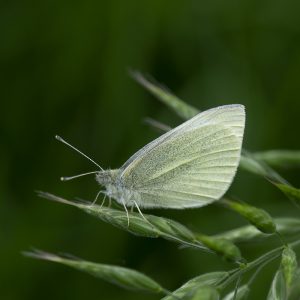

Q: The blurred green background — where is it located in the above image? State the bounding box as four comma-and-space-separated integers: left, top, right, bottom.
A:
1, 0, 300, 299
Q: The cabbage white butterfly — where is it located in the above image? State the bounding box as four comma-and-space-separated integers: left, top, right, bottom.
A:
56, 104, 245, 220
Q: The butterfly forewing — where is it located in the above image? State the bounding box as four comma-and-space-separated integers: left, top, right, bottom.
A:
120, 104, 244, 173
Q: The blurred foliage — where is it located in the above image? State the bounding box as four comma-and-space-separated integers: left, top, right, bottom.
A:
1, 0, 300, 299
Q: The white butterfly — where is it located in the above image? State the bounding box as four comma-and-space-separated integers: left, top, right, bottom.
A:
57, 104, 245, 220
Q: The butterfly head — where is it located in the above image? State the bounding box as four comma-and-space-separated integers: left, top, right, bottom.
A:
96, 169, 119, 187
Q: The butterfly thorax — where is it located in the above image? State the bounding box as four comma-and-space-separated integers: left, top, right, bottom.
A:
96, 169, 138, 207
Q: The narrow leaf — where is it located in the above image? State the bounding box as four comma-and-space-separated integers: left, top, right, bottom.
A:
239, 153, 288, 184
214, 218, 300, 243
275, 183, 300, 204
239, 155, 270, 178
24, 250, 166, 294
144, 117, 172, 133
221, 199, 277, 234
267, 270, 287, 300
241, 153, 300, 205
162, 272, 229, 300
131, 71, 199, 120
253, 150, 300, 169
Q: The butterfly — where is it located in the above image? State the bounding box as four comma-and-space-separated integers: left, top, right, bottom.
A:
57, 104, 245, 221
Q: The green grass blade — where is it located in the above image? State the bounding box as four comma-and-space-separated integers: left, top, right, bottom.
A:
242, 153, 300, 206
24, 250, 167, 294
131, 71, 199, 120
253, 150, 300, 169
239, 154, 288, 184
274, 184, 300, 204
214, 218, 300, 243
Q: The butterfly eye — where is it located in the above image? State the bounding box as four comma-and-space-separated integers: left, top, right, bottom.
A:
96, 170, 113, 185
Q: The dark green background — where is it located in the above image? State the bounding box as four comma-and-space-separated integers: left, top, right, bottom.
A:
1, 1, 300, 299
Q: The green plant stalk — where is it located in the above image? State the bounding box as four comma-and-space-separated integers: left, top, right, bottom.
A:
36, 193, 300, 297
24, 250, 171, 295
37, 192, 211, 250
38, 192, 247, 262
218, 238, 300, 290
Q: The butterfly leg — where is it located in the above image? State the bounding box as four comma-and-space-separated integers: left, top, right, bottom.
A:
99, 193, 107, 208
121, 198, 130, 227
91, 190, 104, 206
133, 201, 149, 224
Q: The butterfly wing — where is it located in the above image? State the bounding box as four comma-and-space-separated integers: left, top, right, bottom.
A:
121, 104, 244, 170
120, 105, 245, 209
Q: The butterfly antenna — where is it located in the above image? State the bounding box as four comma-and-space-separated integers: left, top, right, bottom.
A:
60, 171, 99, 181
55, 135, 103, 170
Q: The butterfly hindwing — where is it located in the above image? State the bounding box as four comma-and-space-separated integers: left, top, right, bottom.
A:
122, 125, 241, 208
